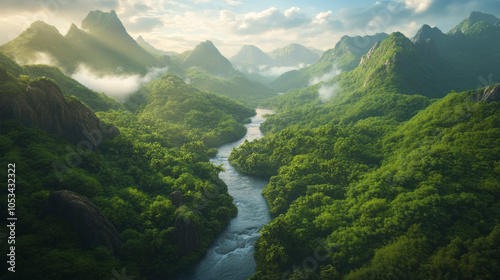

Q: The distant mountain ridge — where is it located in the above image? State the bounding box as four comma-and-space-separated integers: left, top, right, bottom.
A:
0, 10, 160, 75
270, 33, 388, 92
136, 36, 177, 56
267, 43, 321, 66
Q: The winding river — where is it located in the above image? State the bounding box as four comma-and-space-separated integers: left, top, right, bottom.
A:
176, 109, 273, 280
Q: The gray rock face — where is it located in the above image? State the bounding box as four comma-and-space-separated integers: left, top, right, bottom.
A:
170, 216, 203, 257
0, 78, 119, 148
474, 84, 500, 103
46, 190, 121, 255
170, 190, 184, 208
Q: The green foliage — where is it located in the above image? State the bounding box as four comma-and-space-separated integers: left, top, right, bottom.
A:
0, 68, 254, 278
232, 81, 500, 279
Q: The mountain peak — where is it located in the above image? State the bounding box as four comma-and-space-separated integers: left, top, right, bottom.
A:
449, 11, 500, 35
412, 24, 444, 42
81, 10, 127, 35
27, 21, 61, 35
468, 11, 500, 26
230, 45, 273, 66
182, 40, 238, 77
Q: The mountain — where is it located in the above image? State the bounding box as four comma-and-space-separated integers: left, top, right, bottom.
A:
136, 35, 177, 56
180, 40, 239, 77
449, 11, 500, 35
268, 43, 321, 66
410, 11, 500, 92
0, 50, 122, 112
1, 10, 161, 75
0, 21, 84, 73
230, 45, 274, 67
271, 33, 388, 92
0, 74, 119, 148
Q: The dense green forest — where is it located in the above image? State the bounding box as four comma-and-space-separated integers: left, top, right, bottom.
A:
231, 79, 500, 279
0, 61, 255, 279
229, 13, 500, 279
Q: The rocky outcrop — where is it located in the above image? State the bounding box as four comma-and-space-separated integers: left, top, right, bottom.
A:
170, 215, 203, 257
0, 78, 119, 148
46, 190, 121, 255
170, 190, 184, 208
473, 85, 500, 103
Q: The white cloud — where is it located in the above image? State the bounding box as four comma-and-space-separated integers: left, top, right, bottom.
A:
71, 64, 168, 99
318, 83, 340, 103
309, 65, 341, 86
403, 0, 433, 13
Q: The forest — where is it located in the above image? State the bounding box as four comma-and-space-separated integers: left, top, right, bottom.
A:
0, 61, 255, 279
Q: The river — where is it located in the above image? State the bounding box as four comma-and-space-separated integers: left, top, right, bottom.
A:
176, 109, 273, 280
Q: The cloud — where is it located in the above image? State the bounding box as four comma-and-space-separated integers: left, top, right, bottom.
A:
309, 65, 341, 86
221, 6, 309, 35
318, 83, 340, 103
403, 0, 434, 13
125, 16, 164, 33
71, 64, 169, 100
259, 64, 306, 77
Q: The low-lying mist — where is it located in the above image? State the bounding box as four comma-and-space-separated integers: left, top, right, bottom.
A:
71, 65, 169, 100
237, 63, 306, 78
318, 83, 340, 103
309, 65, 341, 86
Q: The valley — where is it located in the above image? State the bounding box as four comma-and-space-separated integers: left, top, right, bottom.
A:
0, 4, 499, 280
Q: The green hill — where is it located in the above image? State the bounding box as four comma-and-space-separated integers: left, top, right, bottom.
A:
183, 68, 277, 107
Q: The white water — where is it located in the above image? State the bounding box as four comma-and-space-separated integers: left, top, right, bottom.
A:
176, 109, 273, 280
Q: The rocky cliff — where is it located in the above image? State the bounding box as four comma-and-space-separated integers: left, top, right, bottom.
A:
0, 77, 119, 147
46, 190, 121, 255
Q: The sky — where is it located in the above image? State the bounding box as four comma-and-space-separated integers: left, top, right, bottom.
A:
0, 0, 499, 57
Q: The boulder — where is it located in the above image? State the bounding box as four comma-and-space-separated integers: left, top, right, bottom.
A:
46, 190, 121, 255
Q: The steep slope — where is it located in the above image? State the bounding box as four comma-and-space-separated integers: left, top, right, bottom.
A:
268, 43, 320, 66
411, 11, 500, 92
271, 33, 388, 92
181, 40, 239, 77
343, 32, 447, 98
449, 11, 500, 36
136, 35, 177, 56
0, 75, 119, 147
